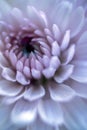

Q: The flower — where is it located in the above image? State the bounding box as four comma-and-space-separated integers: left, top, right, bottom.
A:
0, 0, 87, 129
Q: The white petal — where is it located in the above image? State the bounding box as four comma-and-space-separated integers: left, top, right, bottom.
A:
62, 98, 87, 130
49, 83, 75, 102
42, 55, 50, 67
1, 67, 16, 82
0, 40, 4, 51
69, 7, 84, 37
34, 29, 44, 37
52, 41, 60, 56
77, 31, 87, 44
67, 79, 87, 98
7, 0, 30, 11
31, 69, 41, 79
35, 60, 43, 71
62, 44, 75, 65
43, 67, 56, 79
23, 66, 31, 78
46, 35, 54, 45
16, 60, 23, 71
11, 99, 37, 125
71, 63, 87, 83
38, 99, 63, 125
27, 6, 46, 28
11, 8, 23, 24
24, 85, 45, 101
0, 52, 9, 68
49, 56, 60, 69
51, 1, 72, 31
0, 80, 23, 96
27, 118, 57, 130
1, 92, 24, 105
54, 65, 74, 83
16, 71, 30, 85
75, 32, 87, 61
61, 30, 70, 51
0, 105, 12, 127
0, 0, 11, 15
52, 24, 61, 41
9, 51, 17, 67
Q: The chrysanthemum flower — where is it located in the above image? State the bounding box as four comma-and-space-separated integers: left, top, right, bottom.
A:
0, 0, 87, 129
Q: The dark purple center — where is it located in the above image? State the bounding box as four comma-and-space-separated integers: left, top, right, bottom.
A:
21, 37, 34, 54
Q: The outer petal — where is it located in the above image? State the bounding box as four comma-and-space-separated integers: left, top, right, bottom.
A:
27, 118, 59, 130
0, 80, 23, 96
38, 99, 63, 125
49, 83, 76, 102
69, 7, 84, 38
24, 85, 45, 101
11, 99, 37, 125
7, 0, 55, 13
66, 79, 87, 98
62, 98, 87, 130
74, 31, 87, 61
50, 1, 72, 32
71, 63, 87, 83
0, 0, 11, 15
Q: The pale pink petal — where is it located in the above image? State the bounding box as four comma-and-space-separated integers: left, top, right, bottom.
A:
49, 56, 60, 69
43, 67, 56, 79
16, 71, 30, 85
31, 69, 41, 79
1, 67, 16, 82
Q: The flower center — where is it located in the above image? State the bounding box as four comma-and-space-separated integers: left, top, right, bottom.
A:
21, 37, 35, 55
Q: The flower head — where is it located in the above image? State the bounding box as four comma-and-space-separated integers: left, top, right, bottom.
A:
0, 0, 87, 130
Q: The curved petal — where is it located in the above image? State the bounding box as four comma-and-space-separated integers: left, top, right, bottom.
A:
77, 31, 87, 44
74, 31, 87, 61
69, 7, 84, 38
71, 63, 87, 83
38, 99, 63, 125
49, 83, 76, 102
50, 1, 72, 31
0, 80, 23, 96
66, 79, 87, 98
61, 30, 70, 51
1, 67, 16, 82
16, 71, 30, 85
24, 85, 45, 101
0, 52, 9, 68
0, 105, 12, 127
27, 118, 59, 130
0, 0, 11, 15
62, 44, 75, 65
62, 98, 87, 130
54, 65, 74, 83
11, 99, 37, 125
7, 0, 55, 14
